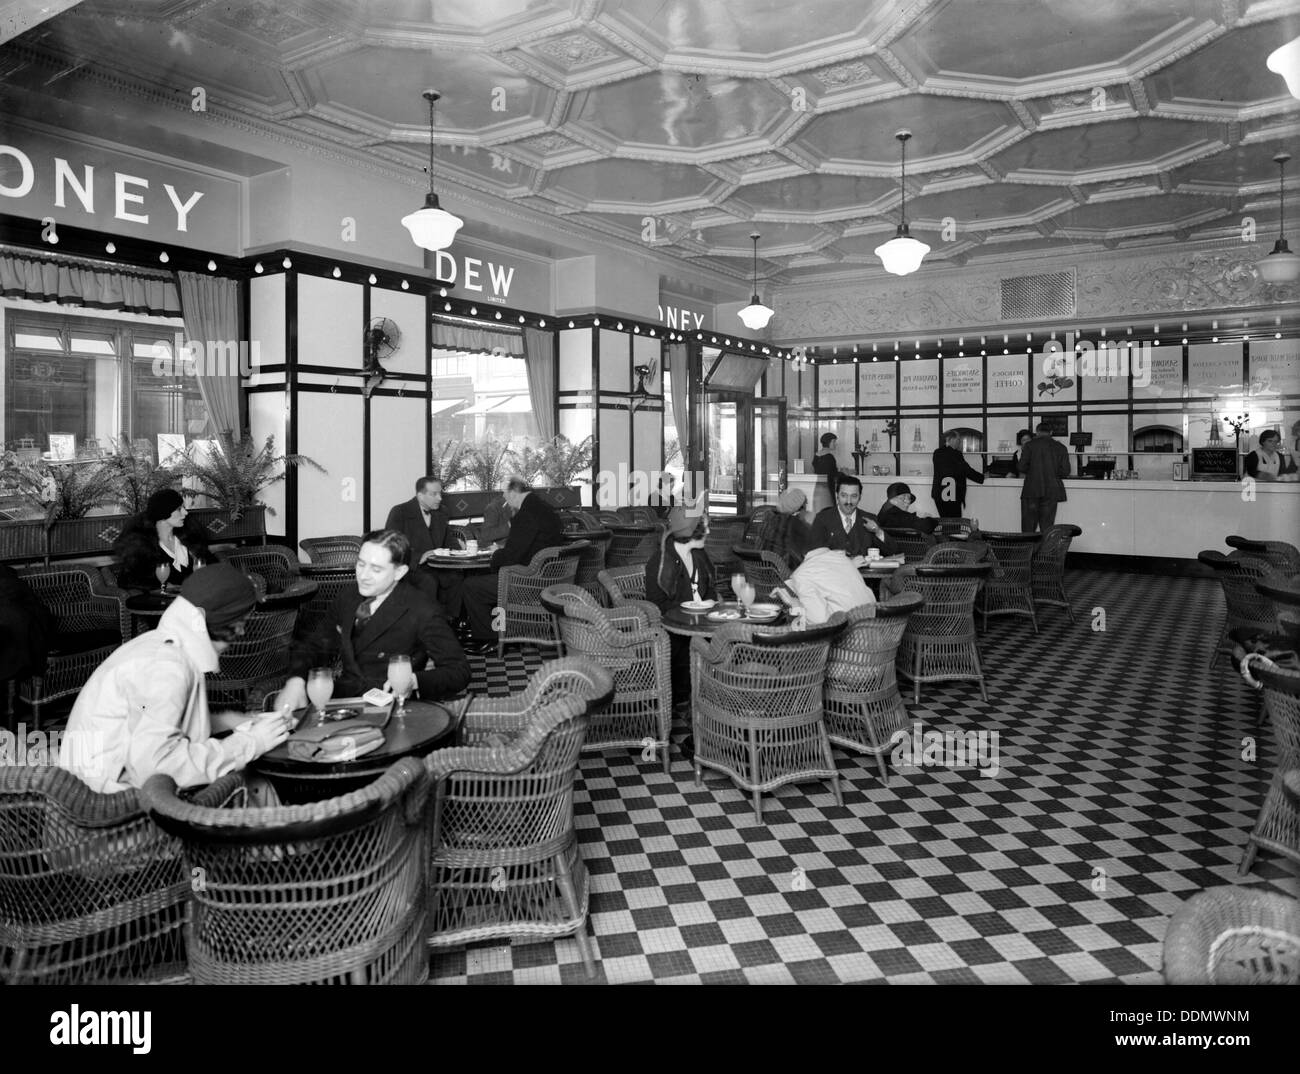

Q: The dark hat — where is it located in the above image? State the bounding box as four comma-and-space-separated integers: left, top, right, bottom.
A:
179, 564, 257, 629
666, 506, 701, 540
886, 482, 913, 500
145, 488, 184, 523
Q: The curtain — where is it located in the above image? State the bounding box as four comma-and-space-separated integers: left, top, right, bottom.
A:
430, 319, 524, 357
176, 271, 241, 437
668, 341, 689, 459
0, 250, 180, 315
522, 326, 556, 442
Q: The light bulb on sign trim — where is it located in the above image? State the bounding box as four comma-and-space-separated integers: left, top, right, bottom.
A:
495, 312, 502, 320
593, 318, 600, 326
439, 288, 447, 298
159, 251, 169, 263
470, 307, 477, 315
254, 262, 264, 273
539, 319, 545, 327
332, 267, 341, 278
519, 316, 525, 324
445, 303, 452, 311
633, 325, 640, 333
283, 257, 292, 269
368, 274, 377, 285
207, 260, 217, 271
617, 322, 623, 330
105, 242, 116, 254
401, 280, 409, 290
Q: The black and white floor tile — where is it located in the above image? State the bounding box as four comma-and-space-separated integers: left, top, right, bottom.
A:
430, 568, 1300, 985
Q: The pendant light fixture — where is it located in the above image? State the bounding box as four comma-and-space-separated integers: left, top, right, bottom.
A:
874, 129, 930, 276
401, 89, 464, 253
1257, 151, 1300, 284
1267, 36, 1300, 100
737, 232, 774, 331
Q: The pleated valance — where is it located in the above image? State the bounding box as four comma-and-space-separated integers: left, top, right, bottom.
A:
0, 249, 181, 316
430, 317, 524, 358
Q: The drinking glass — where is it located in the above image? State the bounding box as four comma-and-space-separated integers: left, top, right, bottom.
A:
387, 655, 414, 718
306, 667, 335, 724
154, 562, 171, 593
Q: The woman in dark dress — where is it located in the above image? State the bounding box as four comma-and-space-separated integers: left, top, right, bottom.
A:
811, 432, 843, 515
113, 488, 214, 590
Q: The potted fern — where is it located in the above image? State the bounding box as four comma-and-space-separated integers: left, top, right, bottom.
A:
465, 438, 518, 493
0, 447, 123, 562
429, 438, 474, 490
536, 434, 594, 509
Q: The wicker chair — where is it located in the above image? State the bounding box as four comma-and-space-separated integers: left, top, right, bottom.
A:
1031, 523, 1082, 622
933, 518, 977, 540
705, 517, 748, 600
1237, 655, 1300, 876
96, 564, 135, 641
595, 510, 624, 527
742, 505, 777, 546
605, 524, 660, 568
15, 567, 123, 729
617, 506, 659, 526
495, 543, 586, 658
568, 529, 611, 601
598, 565, 647, 606
1226, 535, 1300, 575
884, 527, 936, 564
895, 563, 992, 705
1257, 575, 1300, 635
0, 765, 239, 984
295, 565, 354, 639
204, 581, 316, 709
922, 539, 990, 566
222, 545, 301, 594
1162, 887, 1300, 984
298, 535, 363, 567
731, 545, 792, 601
1198, 550, 1277, 668
540, 586, 673, 773
142, 760, 430, 985
823, 593, 924, 781
427, 660, 614, 978
976, 531, 1041, 632
691, 618, 847, 822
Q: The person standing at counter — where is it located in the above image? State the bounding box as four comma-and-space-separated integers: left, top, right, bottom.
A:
1017, 423, 1071, 533
1009, 429, 1033, 473
1244, 429, 1299, 481
811, 432, 850, 515
931, 430, 985, 517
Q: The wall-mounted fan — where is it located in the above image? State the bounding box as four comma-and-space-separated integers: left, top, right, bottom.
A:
631, 359, 658, 412
362, 317, 402, 399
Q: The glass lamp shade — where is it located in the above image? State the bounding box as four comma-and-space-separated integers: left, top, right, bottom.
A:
737, 295, 774, 331
874, 227, 930, 276
401, 194, 463, 252
1267, 37, 1300, 100
1258, 239, 1300, 283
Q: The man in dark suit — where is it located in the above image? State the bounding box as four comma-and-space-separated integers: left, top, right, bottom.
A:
460, 477, 565, 653
1017, 422, 1072, 533
931, 430, 985, 517
385, 476, 461, 567
809, 474, 897, 558
278, 529, 470, 706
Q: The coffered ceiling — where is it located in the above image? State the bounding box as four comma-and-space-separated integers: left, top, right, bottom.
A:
2, 0, 1298, 290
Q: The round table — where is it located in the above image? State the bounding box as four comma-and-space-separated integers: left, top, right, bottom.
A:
251, 698, 462, 803
124, 588, 178, 636
661, 602, 788, 639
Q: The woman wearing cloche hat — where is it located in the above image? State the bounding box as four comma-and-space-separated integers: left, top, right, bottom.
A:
113, 487, 215, 590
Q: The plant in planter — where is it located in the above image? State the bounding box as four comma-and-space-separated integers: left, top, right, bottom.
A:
538, 434, 594, 488
100, 436, 180, 516
0, 449, 119, 528
511, 439, 550, 486
168, 430, 324, 519
430, 438, 474, 490
465, 437, 518, 492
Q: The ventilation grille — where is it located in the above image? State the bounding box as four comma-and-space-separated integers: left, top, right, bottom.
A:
1001, 270, 1076, 320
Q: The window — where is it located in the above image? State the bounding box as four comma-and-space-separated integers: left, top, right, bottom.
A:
430, 349, 537, 448
3, 309, 206, 458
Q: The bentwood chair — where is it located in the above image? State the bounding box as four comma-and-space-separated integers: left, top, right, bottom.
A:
15, 567, 123, 730
143, 760, 431, 985
823, 593, 924, 781
895, 564, 992, 705
883, 528, 936, 564
427, 662, 613, 978
298, 535, 363, 567
691, 618, 847, 822
1162, 888, 1300, 985
977, 531, 1042, 632
541, 587, 673, 773
495, 543, 586, 658
1237, 655, 1300, 877
1198, 551, 1277, 669
1031, 524, 1082, 622
1226, 536, 1300, 576
222, 545, 301, 594
1, 766, 240, 984
598, 565, 648, 607
731, 545, 791, 601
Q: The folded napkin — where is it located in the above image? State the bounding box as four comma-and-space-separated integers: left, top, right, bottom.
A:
287, 719, 386, 763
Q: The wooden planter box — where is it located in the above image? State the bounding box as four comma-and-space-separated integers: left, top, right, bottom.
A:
188, 505, 268, 544
439, 486, 582, 521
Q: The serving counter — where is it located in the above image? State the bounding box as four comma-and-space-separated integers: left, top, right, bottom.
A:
786, 473, 1298, 560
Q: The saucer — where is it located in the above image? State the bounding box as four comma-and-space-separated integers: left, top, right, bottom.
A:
681, 599, 716, 612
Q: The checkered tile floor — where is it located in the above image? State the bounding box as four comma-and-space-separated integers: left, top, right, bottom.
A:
431, 568, 1300, 985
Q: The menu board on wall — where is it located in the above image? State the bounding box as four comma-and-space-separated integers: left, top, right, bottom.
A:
1133, 344, 1184, 400
1248, 339, 1300, 397
986, 354, 1029, 403
818, 365, 856, 407
899, 359, 940, 407
942, 359, 983, 405
858, 363, 897, 407
1188, 343, 1244, 396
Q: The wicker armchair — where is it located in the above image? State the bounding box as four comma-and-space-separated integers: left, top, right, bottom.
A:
1237, 655, 1300, 876
598, 564, 648, 607
1031, 523, 1081, 622
1162, 888, 1300, 984
976, 531, 1041, 632
595, 510, 624, 527
16, 567, 123, 729
298, 535, 363, 567
884, 527, 936, 564
541, 586, 673, 773
933, 518, 977, 540
705, 517, 748, 600
1226, 535, 1300, 575
568, 529, 612, 601
922, 539, 990, 566
204, 582, 316, 709
742, 505, 777, 546
691, 618, 847, 822
142, 760, 430, 985
426, 665, 612, 978
495, 543, 586, 658
617, 506, 660, 526
96, 564, 135, 641
0, 765, 239, 984
823, 593, 924, 781
731, 545, 792, 601
895, 563, 991, 705
295, 565, 354, 639
605, 524, 660, 568
1257, 575, 1300, 636
1198, 551, 1277, 668
222, 545, 301, 594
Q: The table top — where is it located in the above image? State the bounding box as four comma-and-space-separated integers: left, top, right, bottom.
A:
661, 601, 788, 638
423, 550, 495, 571
251, 698, 459, 781
125, 589, 178, 614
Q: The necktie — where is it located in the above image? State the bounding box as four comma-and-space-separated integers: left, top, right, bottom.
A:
843, 514, 854, 534
353, 596, 375, 633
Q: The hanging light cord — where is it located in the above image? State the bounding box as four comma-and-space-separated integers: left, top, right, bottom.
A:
427, 92, 437, 197
898, 133, 909, 229
751, 234, 759, 292
1278, 154, 1288, 241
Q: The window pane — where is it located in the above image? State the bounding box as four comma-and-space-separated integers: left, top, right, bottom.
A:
69, 334, 116, 356
13, 330, 62, 351
431, 348, 538, 472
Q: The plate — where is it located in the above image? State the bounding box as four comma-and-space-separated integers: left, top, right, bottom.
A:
746, 603, 780, 620
681, 599, 716, 612
707, 609, 744, 622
